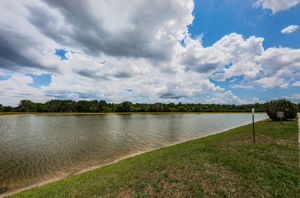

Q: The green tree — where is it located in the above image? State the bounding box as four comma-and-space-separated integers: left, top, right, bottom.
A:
76, 100, 91, 112
116, 101, 133, 112
18, 100, 37, 112
150, 103, 164, 112
98, 100, 107, 112
3, 106, 13, 112
266, 99, 298, 121
46, 100, 62, 112
88, 100, 98, 112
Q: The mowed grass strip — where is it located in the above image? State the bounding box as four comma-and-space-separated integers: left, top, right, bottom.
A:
7, 119, 299, 198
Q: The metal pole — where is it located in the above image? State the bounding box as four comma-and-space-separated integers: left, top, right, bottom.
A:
252, 108, 255, 143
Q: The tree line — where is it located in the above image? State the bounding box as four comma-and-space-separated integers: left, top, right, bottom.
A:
0, 99, 280, 113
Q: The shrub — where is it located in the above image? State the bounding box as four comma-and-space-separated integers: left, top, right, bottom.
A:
266, 99, 298, 121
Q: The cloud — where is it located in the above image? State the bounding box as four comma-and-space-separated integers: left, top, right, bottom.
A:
0, 26, 57, 72
159, 92, 187, 99
0, 1, 64, 73
182, 34, 265, 83
0, 1, 299, 106
0, 0, 194, 73
0, 73, 52, 106
203, 90, 264, 104
26, 0, 194, 61
194, 33, 300, 89
158, 82, 191, 99
281, 25, 299, 34
283, 93, 300, 103
229, 84, 253, 89
292, 81, 300, 86
253, 47, 300, 88
181, 37, 228, 73
253, 0, 300, 13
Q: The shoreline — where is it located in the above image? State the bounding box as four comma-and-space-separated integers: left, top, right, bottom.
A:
0, 112, 266, 117
1, 149, 155, 197
0, 117, 268, 197
1, 139, 203, 197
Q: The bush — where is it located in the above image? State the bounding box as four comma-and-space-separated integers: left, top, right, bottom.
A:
266, 99, 298, 121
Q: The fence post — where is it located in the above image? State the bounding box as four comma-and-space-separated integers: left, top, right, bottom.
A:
252, 108, 255, 143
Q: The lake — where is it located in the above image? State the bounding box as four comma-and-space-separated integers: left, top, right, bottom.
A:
0, 113, 267, 194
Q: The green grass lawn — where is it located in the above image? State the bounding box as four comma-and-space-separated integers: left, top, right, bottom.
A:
6, 119, 300, 198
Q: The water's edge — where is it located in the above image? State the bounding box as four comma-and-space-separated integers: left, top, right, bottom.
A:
1, 117, 268, 197
0, 112, 266, 117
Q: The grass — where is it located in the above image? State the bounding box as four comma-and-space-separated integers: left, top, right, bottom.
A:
6, 119, 300, 198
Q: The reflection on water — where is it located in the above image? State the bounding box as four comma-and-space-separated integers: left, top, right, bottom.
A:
0, 113, 267, 193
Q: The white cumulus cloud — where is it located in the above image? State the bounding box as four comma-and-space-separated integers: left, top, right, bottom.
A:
254, 0, 300, 13
281, 25, 299, 34
283, 93, 300, 102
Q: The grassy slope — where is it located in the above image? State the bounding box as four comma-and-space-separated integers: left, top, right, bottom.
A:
8, 119, 299, 198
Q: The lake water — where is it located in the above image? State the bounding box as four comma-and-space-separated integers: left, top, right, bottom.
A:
0, 113, 267, 194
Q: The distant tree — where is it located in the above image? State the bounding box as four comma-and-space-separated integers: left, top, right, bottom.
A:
266, 99, 298, 121
61, 100, 77, 112
98, 100, 107, 112
18, 100, 37, 112
0, 104, 3, 112
35, 103, 47, 112
149, 103, 164, 112
77, 100, 91, 112
88, 100, 98, 112
162, 104, 170, 112
178, 106, 187, 112
46, 100, 62, 112
0, 99, 270, 113
116, 101, 133, 112
3, 106, 13, 112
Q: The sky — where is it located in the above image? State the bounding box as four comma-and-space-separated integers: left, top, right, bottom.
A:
0, 0, 299, 106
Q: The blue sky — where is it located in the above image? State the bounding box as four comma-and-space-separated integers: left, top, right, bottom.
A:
189, 0, 300, 48
0, 0, 299, 106
187, 0, 300, 104
26, 74, 52, 88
